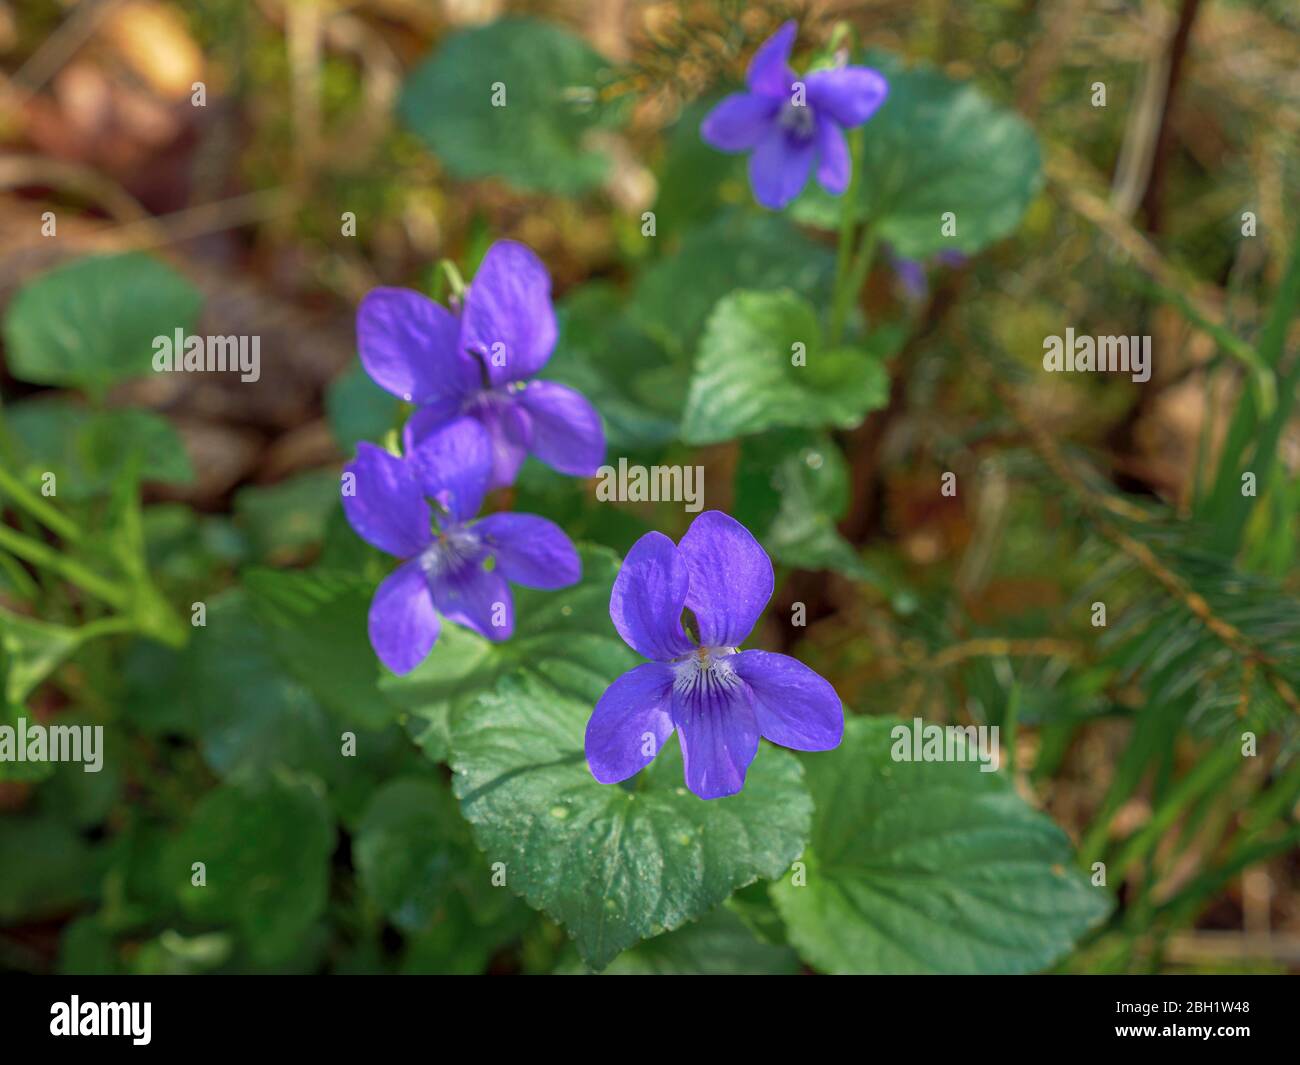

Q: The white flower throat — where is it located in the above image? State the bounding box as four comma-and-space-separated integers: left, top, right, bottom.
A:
672, 646, 742, 712
778, 100, 817, 141
420, 524, 482, 578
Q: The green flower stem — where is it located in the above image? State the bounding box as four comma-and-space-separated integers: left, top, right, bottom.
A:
831, 156, 860, 311
16, 510, 65, 621
0, 522, 128, 609
439, 259, 467, 301
0, 463, 82, 543
828, 130, 865, 346
77, 616, 138, 641
829, 221, 879, 346
0, 550, 39, 601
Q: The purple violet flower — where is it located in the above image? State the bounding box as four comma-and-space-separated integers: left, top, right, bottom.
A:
892, 255, 929, 302
356, 240, 605, 489
585, 510, 844, 800
342, 415, 580, 675
699, 20, 888, 210
889, 246, 968, 302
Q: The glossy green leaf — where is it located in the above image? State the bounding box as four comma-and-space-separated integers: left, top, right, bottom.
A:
630, 211, 836, 357
326, 358, 398, 452
6, 398, 194, 500
383, 544, 637, 762
771, 716, 1110, 973
398, 18, 619, 195
180, 592, 339, 779
0, 700, 54, 783
400, 890, 535, 975
58, 916, 124, 975
550, 283, 682, 451
451, 671, 811, 970
653, 98, 745, 233
735, 430, 872, 580
171, 772, 334, 964
682, 290, 888, 443
2, 253, 202, 395
0, 814, 97, 922
353, 777, 469, 933
793, 53, 1042, 258
558, 906, 800, 974
233, 470, 340, 563
244, 565, 399, 730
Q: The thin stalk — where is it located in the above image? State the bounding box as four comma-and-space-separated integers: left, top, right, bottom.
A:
830, 222, 879, 346
0, 523, 127, 608
439, 259, 467, 301
828, 131, 865, 346
0, 551, 39, 600
0, 463, 81, 543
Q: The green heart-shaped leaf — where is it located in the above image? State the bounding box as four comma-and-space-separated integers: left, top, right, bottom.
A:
556, 906, 801, 974
451, 672, 811, 970
353, 777, 472, 933
3, 253, 202, 396
170, 772, 334, 964
630, 212, 836, 357
682, 290, 888, 444
771, 716, 1111, 973
793, 53, 1042, 259
735, 430, 873, 580
382, 544, 636, 762
398, 18, 620, 195
6, 398, 194, 500
244, 566, 399, 730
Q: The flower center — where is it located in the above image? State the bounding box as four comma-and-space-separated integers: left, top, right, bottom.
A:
778, 100, 817, 141
672, 646, 742, 712
464, 389, 504, 417
420, 524, 483, 578
463, 383, 526, 420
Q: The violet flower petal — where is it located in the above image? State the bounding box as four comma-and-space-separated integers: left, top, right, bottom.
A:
677, 511, 773, 648
805, 66, 890, 127
515, 380, 605, 477
406, 415, 492, 524
672, 672, 760, 799
746, 20, 797, 98
609, 531, 694, 662
368, 557, 440, 675
357, 287, 478, 404
477, 398, 532, 489
748, 124, 816, 209
402, 397, 467, 455
430, 561, 514, 642
475, 512, 580, 589
461, 240, 558, 388
814, 115, 851, 195
700, 92, 778, 151
341, 442, 433, 559
732, 649, 844, 751
585, 662, 676, 784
